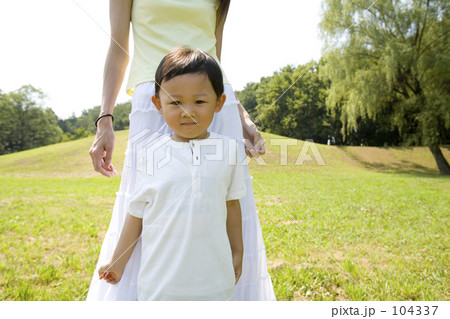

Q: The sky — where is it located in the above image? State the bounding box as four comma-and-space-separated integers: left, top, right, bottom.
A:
0, 0, 323, 119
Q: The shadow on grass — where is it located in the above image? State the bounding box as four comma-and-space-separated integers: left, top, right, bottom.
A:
336, 146, 440, 176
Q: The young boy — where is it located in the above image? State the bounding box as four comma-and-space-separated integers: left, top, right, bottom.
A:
98, 47, 246, 300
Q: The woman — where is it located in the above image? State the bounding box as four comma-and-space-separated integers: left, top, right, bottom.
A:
87, 0, 275, 301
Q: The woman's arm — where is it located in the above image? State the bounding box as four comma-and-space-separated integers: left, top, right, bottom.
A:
100, 0, 132, 117
226, 199, 243, 283
215, 2, 229, 61
89, 0, 133, 177
98, 213, 142, 284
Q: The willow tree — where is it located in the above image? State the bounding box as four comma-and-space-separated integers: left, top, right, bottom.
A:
320, 0, 450, 174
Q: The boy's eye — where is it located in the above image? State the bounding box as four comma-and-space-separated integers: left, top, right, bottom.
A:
195, 100, 206, 104
170, 101, 182, 106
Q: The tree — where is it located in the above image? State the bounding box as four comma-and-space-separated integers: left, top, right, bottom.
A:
57, 101, 131, 142
112, 102, 132, 131
253, 63, 335, 144
0, 91, 20, 154
77, 106, 101, 134
320, 0, 450, 174
58, 113, 78, 134
235, 82, 260, 119
0, 86, 62, 154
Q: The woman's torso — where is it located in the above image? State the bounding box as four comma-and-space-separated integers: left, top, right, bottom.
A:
127, 0, 228, 95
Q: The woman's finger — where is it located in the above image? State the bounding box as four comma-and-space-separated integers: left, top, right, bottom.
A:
244, 139, 260, 158
90, 147, 116, 178
257, 137, 266, 155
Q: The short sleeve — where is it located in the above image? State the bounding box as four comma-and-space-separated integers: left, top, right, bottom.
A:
226, 139, 247, 201
127, 160, 152, 218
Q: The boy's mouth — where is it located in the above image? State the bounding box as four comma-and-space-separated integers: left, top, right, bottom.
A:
181, 122, 198, 126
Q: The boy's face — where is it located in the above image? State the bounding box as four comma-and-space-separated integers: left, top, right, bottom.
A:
152, 72, 226, 142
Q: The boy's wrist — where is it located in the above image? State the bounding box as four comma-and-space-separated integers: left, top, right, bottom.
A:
232, 247, 244, 258
109, 256, 127, 270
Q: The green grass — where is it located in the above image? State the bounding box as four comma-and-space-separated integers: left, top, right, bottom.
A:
0, 177, 118, 300
253, 169, 449, 300
0, 131, 449, 300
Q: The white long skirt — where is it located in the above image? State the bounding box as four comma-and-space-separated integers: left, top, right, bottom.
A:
86, 82, 276, 301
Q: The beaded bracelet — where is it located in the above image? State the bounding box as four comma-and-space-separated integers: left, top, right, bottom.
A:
95, 114, 114, 127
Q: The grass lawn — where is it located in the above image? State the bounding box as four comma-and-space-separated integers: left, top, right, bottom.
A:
0, 131, 449, 300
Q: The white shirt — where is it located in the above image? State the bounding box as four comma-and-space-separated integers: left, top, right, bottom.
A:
128, 132, 247, 300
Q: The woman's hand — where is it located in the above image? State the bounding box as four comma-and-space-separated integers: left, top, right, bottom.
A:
236, 102, 266, 158
242, 120, 266, 158
98, 260, 124, 285
89, 119, 117, 177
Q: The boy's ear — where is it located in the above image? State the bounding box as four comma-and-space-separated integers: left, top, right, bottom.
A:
152, 95, 163, 114
215, 94, 226, 113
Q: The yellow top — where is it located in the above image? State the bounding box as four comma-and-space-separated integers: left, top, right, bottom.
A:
126, 0, 228, 96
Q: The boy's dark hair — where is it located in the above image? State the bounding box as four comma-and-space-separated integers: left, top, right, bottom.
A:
155, 47, 224, 98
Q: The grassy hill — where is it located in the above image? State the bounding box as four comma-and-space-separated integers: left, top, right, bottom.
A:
0, 130, 448, 176
0, 131, 449, 300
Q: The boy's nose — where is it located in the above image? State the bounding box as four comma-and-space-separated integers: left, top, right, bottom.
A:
181, 104, 196, 117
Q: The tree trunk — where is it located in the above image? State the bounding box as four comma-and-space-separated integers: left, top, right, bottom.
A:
429, 145, 450, 175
